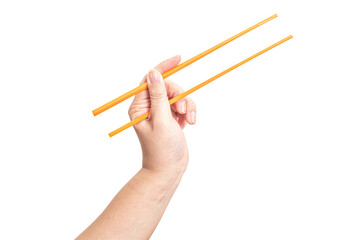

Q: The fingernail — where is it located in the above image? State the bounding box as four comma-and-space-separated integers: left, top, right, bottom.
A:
181, 101, 186, 113
149, 70, 160, 84
191, 111, 196, 124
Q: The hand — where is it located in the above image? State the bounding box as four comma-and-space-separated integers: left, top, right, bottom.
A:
128, 55, 196, 175
76, 56, 197, 240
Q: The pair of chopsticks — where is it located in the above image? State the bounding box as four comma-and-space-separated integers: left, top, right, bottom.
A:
92, 14, 293, 137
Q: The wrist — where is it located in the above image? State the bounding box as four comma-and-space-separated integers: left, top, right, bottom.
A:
142, 159, 188, 177
140, 164, 186, 186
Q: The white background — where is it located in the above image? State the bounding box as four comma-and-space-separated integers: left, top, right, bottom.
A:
0, 0, 360, 239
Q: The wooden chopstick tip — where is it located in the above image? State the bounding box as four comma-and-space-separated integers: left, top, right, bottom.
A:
286, 35, 294, 41
109, 130, 117, 137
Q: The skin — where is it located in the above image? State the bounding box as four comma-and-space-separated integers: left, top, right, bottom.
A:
76, 55, 196, 240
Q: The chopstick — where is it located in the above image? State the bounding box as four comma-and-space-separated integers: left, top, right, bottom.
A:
109, 35, 293, 137
92, 14, 278, 116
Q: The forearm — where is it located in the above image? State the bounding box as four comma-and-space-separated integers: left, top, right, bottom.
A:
76, 167, 185, 240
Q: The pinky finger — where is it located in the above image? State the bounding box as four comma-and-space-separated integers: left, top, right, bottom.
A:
185, 98, 196, 125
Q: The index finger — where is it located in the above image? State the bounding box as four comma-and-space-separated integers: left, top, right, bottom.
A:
133, 55, 182, 101
154, 55, 181, 74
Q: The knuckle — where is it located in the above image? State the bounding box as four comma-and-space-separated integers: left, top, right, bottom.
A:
128, 107, 136, 119
128, 103, 142, 119
150, 91, 166, 101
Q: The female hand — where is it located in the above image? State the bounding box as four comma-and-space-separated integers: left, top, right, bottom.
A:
128, 55, 196, 175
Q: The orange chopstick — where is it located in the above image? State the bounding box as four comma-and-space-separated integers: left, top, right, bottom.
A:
92, 14, 278, 116
109, 35, 293, 137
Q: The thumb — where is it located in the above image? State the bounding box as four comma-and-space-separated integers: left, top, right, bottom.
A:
147, 69, 172, 123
